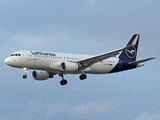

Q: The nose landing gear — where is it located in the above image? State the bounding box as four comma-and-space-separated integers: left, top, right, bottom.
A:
23, 68, 28, 79
23, 75, 27, 79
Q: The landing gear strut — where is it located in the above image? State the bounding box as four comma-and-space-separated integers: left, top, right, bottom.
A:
23, 68, 28, 79
59, 74, 67, 86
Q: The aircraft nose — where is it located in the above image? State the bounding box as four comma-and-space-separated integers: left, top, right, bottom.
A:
4, 57, 11, 65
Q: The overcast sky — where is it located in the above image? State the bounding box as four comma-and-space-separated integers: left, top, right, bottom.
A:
0, 0, 160, 120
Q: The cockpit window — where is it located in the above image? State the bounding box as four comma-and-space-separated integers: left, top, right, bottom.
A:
10, 54, 21, 56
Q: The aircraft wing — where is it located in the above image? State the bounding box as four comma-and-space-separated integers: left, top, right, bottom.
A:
77, 46, 134, 69
77, 35, 138, 69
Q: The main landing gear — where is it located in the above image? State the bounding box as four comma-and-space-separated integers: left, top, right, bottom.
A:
79, 71, 87, 80
59, 74, 67, 86
79, 74, 87, 80
59, 73, 87, 86
23, 68, 28, 79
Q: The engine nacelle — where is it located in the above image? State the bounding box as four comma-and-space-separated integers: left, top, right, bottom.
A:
32, 71, 53, 81
49, 62, 79, 72
61, 62, 79, 72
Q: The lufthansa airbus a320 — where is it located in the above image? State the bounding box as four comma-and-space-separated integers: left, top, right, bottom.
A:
4, 34, 155, 86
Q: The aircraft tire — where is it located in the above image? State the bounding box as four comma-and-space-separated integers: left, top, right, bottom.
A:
60, 79, 67, 86
79, 74, 87, 80
23, 75, 27, 79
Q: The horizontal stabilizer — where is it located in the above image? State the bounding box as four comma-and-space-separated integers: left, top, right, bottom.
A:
128, 57, 155, 65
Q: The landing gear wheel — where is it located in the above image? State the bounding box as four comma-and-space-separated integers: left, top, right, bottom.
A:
23, 75, 27, 79
79, 74, 87, 80
22, 68, 28, 79
60, 79, 68, 86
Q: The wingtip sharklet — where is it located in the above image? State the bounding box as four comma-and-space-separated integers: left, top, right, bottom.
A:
131, 34, 140, 46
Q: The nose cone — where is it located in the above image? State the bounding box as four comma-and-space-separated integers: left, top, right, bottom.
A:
4, 57, 11, 66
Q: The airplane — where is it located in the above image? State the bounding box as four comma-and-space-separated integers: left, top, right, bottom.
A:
4, 34, 155, 86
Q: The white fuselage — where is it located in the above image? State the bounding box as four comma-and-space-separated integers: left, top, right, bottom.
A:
5, 50, 119, 74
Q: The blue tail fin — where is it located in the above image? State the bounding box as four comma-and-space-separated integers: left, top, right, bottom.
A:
119, 34, 140, 61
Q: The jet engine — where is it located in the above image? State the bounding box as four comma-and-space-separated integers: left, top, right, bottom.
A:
49, 62, 79, 72
61, 62, 79, 72
32, 71, 53, 80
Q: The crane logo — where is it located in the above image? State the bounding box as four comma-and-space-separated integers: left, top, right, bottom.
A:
125, 46, 136, 58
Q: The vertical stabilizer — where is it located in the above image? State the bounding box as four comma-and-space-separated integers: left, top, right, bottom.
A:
119, 34, 140, 61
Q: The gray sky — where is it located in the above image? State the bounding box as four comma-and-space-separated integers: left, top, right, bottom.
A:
0, 0, 160, 120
